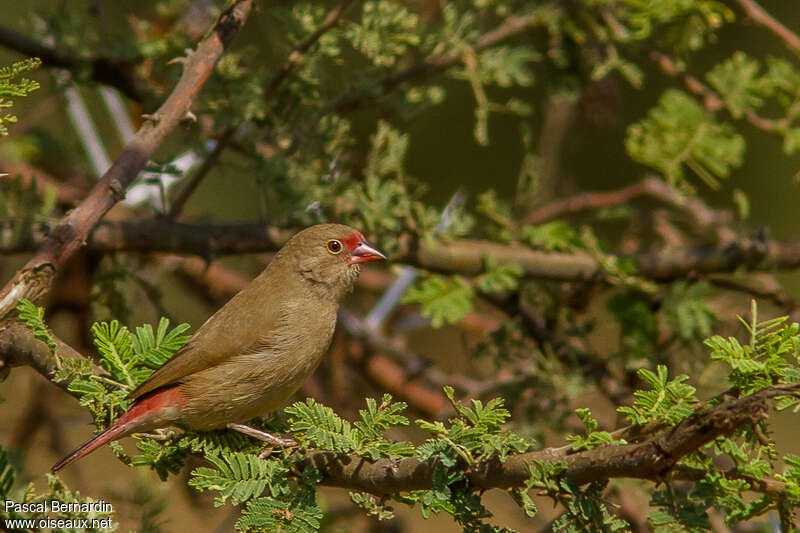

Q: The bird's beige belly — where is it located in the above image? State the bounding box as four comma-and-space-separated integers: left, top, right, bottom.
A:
177, 348, 326, 430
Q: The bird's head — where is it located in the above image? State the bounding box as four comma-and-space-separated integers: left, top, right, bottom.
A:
281, 223, 386, 300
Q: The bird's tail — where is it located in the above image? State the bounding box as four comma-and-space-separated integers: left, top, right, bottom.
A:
51, 422, 130, 473
51, 384, 183, 473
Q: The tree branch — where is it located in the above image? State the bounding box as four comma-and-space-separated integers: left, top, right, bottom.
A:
4, 219, 799, 282
300, 384, 798, 494
735, 0, 800, 54
331, 11, 544, 113
0, 322, 105, 396
650, 50, 779, 132
521, 176, 733, 239
0, 24, 149, 103
167, 126, 238, 219
0, 0, 253, 319
264, 0, 358, 101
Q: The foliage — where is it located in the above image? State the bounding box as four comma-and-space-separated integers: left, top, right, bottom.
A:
617, 365, 698, 425
566, 408, 626, 451
16, 298, 57, 355
0, 443, 118, 532
0, 58, 40, 136
625, 89, 744, 190
0, 175, 57, 247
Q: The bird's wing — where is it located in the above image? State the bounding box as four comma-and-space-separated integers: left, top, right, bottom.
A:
128, 275, 285, 400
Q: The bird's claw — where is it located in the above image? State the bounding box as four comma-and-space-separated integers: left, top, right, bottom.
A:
227, 423, 298, 449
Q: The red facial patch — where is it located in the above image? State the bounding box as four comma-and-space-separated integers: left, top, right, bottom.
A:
341, 231, 365, 252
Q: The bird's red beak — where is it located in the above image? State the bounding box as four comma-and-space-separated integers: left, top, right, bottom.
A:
348, 240, 387, 265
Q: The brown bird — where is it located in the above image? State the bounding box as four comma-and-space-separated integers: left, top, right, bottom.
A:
52, 224, 385, 472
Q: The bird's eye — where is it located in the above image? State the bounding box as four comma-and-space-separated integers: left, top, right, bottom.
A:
327, 239, 343, 254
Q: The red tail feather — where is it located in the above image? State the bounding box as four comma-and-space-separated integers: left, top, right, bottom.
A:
51, 385, 183, 473
51, 423, 129, 473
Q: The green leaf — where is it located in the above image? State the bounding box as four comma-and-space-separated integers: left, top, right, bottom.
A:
475, 257, 523, 294
522, 221, 577, 251
617, 365, 697, 425
660, 281, 715, 341
0, 57, 40, 136
131, 317, 191, 368
236, 489, 322, 533
402, 275, 475, 327
0, 444, 14, 500
345, 1, 420, 68
285, 398, 357, 452
16, 298, 57, 354
625, 89, 744, 189
566, 409, 626, 451
189, 453, 289, 506
91, 320, 138, 387
706, 52, 768, 118
355, 394, 409, 439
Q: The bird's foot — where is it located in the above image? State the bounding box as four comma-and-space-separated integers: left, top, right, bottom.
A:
227, 423, 298, 449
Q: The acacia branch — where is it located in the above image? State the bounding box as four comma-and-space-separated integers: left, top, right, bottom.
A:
0, 0, 253, 319
521, 176, 733, 239
650, 50, 779, 132
301, 384, 797, 494
735, 0, 800, 54
331, 11, 544, 113
167, 126, 238, 219
1, 293, 794, 498
4, 219, 800, 282
0, 24, 149, 103
0, 322, 105, 396
264, 0, 357, 100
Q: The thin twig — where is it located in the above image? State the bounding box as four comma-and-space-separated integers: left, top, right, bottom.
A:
650, 50, 779, 132
331, 11, 545, 113
167, 126, 238, 219
264, 0, 358, 100
736, 0, 800, 54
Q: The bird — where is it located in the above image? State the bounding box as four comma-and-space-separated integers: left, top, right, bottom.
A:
52, 223, 386, 472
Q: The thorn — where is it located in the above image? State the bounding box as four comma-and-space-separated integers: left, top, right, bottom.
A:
168, 48, 195, 65
141, 113, 161, 122
183, 110, 197, 122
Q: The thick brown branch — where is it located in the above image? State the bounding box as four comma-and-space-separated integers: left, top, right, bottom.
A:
5, 219, 800, 282
0, 24, 148, 103
301, 384, 797, 494
0, 322, 104, 396
0, 0, 253, 318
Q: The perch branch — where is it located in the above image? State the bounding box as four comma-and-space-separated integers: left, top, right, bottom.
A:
300, 384, 798, 494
